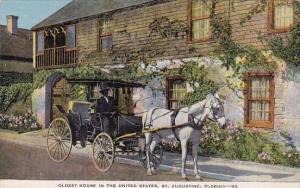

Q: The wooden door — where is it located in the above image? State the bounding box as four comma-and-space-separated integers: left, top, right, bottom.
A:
51, 77, 71, 121
117, 88, 133, 115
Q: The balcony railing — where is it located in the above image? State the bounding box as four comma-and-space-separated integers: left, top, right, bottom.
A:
36, 46, 77, 69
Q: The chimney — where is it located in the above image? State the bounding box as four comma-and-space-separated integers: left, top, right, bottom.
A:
6, 15, 18, 35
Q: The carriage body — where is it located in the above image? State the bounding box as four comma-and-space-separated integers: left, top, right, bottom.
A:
46, 79, 164, 172
55, 100, 144, 148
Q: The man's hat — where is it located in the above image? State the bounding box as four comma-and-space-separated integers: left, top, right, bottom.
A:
100, 82, 109, 92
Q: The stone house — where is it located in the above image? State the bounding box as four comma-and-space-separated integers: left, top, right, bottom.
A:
0, 15, 33, 73
31, 0, 300, 148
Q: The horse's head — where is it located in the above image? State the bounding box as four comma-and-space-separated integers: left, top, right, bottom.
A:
206, 93, 226, 129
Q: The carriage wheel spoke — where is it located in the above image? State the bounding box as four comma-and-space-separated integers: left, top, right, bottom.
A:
60, 141, 68, 156
104, 152, 113, 158
47, 134, 57, 139
153, 154, 161, 162
57, 121, 64, 135
52, 123, 60, 137
141, 157, 147, 164
51, 128, 59, 138
60, 126, 68, 137
56, 143, 62, 160
61, 141, 71, 150
47, 118, 72, 162
52, 143, 59, 160
48, 142, 59, 151
152, 156, 159, 167
58, 143, 63, 160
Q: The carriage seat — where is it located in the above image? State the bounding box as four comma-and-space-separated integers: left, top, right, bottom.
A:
67, 101, 92, 128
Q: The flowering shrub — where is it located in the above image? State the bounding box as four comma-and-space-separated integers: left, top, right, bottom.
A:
163, 120, 300, 168
0, 111, 41, 133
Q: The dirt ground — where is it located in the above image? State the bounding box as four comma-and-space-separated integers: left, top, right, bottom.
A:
0, 139, 216, 181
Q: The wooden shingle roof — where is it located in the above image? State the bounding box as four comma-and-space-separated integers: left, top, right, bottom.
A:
31, 0, 155, 30
0, 25, 32, 60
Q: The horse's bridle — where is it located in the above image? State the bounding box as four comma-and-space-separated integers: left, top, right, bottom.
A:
189, 97, 225, 130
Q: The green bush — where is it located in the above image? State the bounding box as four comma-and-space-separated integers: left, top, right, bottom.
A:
0, 72, 32, 86
162, 120, 300, 168
0, 83, 32, 112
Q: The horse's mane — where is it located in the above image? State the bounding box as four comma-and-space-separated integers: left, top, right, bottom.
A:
187, 94, 213, 115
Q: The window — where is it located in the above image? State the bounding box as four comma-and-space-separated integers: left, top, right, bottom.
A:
190, 0, 211, 41
167, 78, 187, 110
56, 32, 66, 47
269, 0, 294, 31
44, 33, 54, 49
66, 25, 76, 49
37, 31, 44, 53
99, 17, 112, 51
244, 73, 274, 128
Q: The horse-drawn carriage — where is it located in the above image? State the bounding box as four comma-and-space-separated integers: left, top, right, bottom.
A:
46, 79, 163, 172
47, 78, 226, 178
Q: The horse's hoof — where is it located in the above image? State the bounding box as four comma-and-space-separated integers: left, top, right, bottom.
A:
147, 171, 153, 176
196, 175, 203, 180
151, 170, 157, 175
181, 175, 187, 179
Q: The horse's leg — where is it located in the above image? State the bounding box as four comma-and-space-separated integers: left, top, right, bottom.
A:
192, 137, 201, 179
149, 134, 160, 174
144, 132, 153, 176
180, 139, 188, 179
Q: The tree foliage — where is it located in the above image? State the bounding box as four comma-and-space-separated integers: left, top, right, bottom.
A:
0, 83, 32, 112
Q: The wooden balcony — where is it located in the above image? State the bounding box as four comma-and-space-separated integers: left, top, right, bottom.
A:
35, 46, 77, 69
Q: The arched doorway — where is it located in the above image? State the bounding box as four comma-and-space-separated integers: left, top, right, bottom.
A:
42, 73, 71, 128
51, 76, 71, 121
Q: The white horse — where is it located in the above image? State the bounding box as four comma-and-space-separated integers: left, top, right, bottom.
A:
142, 93, 226, 179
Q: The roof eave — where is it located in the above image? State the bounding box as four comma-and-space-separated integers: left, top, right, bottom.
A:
31, 0, 157, 31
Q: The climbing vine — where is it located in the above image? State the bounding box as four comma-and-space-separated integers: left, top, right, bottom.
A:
210, 12, 276, 79
267, 1, 300, 66
149, 16, 188, 39
240, 0, 268, 25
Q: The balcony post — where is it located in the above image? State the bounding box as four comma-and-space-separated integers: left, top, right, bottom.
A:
33, 31, 36, 68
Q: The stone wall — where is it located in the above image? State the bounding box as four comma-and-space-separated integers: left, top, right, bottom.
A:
130, 56, 300, 150
32, 85, 46, 128
273, 61, 300, 149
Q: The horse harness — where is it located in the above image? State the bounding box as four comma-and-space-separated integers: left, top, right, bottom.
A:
170, 110, 204, 142
145, 99, 212, 142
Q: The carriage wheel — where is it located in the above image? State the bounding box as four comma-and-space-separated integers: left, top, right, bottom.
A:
92, 132, 115, 172
139, 143, 163, 169
46, 118, 72, 162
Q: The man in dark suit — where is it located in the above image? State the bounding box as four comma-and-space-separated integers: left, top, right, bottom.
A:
93, 85, 117, 137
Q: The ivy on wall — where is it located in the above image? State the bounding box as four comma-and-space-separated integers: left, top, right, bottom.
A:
267, 1, 300, 67
70, 84, 88, 101
240, 0, 268, 25
149, 16, 188, 39
210, 14, 276, 79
